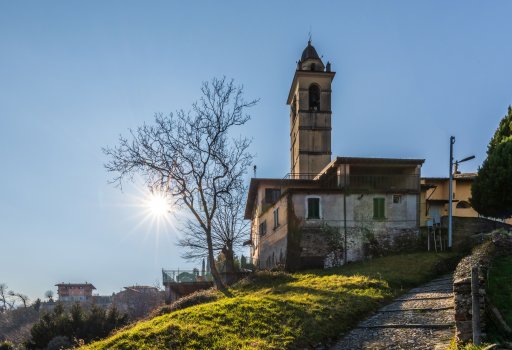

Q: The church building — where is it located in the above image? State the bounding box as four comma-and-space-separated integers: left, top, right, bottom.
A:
244, 41, 425, 270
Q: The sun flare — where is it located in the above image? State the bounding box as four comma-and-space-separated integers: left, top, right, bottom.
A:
146, 192, 170, 217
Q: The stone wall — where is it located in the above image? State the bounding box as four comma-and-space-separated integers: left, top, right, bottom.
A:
453, 267, 488, 343
453, 234, 512, 344
441, 216, 512, 252
295, 224, 421, 269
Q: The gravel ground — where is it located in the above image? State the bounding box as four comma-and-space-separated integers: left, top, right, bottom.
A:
331, 274, 455, 350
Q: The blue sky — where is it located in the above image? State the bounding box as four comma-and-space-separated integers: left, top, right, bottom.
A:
1, 1, 511, 300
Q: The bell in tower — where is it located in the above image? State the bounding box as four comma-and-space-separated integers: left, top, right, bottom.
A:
287, 40, 336, 178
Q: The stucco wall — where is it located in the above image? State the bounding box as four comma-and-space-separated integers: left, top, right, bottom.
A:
252, 195, 289, 269
291, 192, 418, 228
289, 192, 420, 268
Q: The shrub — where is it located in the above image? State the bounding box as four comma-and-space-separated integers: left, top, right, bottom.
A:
25, 303, 128, 350
0, 341, 14, 350
152, 289, 223, 317
46, 336, 72, 350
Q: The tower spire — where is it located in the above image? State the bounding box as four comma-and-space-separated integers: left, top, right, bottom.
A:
287, 41, 335, 177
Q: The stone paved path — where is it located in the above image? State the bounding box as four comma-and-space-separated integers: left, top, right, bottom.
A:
331, 274, 454, 350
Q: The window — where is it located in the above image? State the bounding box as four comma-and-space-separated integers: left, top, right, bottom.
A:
259, 220, 267, 236
273, 208, 279, 229
392, 194, 402, 204
307, 197, 320, 219
373, 198, 385, 219
265, 188, 281, 204
309, 84, 320, 111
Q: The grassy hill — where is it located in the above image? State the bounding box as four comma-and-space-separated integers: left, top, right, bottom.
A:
82, 252, 458, 350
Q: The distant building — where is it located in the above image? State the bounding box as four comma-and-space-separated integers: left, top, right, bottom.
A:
55, 282, 96, 302
420, 173, 479, 227
162, 269, 213, 303
112, 285, 164, 319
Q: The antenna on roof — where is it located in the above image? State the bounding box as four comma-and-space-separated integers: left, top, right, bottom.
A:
253, 165, 257, 178
308, 26, 312, 43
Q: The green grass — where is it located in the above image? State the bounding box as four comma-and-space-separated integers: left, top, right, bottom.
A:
445, 337, 492, 350
488, 255, 512, 326
82, 252, 458, 350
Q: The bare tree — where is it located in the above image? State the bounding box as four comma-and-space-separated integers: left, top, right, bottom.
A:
104, 77, 257, 291
8, 291, 29, 308
44, 290, 54, 303
0, 284, 18, 311
177, 184, 249, 278
0, 283, 9, 312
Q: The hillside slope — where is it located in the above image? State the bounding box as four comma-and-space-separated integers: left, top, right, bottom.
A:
82, 253, 458, 350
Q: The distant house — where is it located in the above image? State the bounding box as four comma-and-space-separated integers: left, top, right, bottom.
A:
112, 285, 164, 319
55, 282, 96, 302
420, 173, 479, 226
244, 41, 424, 270
420, 173, 512, 251
162, 269, 213, 303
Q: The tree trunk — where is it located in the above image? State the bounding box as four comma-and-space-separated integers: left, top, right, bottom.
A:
222, 241, 236, 285
205, 229, 226, 292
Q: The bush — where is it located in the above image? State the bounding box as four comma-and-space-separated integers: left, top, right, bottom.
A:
46, 336, 72, 350
0, 341, 14, 350
152, 289, 222, 317
25, 303, 128, 350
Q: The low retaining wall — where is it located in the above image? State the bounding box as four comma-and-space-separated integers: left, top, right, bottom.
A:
453, 234, 512, 344
441, 216, 512, 252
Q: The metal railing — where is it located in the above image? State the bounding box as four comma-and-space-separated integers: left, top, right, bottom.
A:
284, 173, 318, 180
283, 173, 419, 191
344, 174, 420, 192
162, 269, 213, 284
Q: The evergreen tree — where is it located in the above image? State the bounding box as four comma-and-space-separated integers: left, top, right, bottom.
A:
69, 303, 85, 339
471, 141, 512, 219
25, 303, 128, 350
488, 106, 512, 154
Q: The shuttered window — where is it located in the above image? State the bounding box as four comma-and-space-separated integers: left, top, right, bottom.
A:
373, 198, 385, 219
259, 221, 267, 236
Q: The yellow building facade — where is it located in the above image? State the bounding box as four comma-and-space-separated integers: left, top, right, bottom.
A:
421, 173, 483, 227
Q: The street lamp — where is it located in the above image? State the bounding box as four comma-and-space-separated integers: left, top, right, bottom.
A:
448, 136, 475, 249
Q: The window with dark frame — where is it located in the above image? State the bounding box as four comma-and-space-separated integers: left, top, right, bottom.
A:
265, 188, 281, 204
307, 197, 320, 219
373, 198, 385, 219
273, 208, 279, 229
259, 220, 267, 236
392, 194, 402, 204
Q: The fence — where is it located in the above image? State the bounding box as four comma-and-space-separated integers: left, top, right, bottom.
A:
162, 269, 213, 284
283, 173, 420, 192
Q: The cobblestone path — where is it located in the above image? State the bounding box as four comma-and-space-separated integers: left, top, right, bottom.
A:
331, 274, 454, 350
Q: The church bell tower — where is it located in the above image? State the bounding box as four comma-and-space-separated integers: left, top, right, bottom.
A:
287, 40, 335, 178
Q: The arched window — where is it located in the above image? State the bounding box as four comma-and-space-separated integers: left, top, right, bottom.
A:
456, 201, 472, 209
309, 84, 320, 111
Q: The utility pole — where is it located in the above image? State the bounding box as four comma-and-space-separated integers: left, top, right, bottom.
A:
448, 136, 455, 249
448, 136, 475, 249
